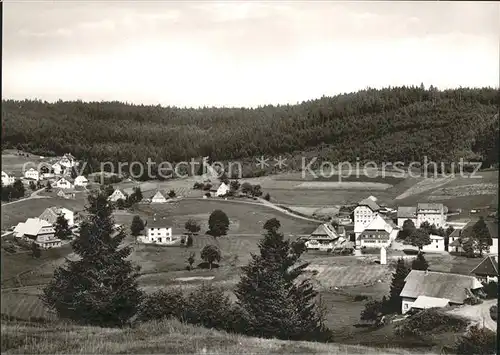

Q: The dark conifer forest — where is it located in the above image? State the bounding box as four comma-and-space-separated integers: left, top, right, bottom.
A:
2, 86, 499, 175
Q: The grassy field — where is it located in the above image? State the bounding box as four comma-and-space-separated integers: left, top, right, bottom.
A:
1, 197, 88, 230
0, 318, 437, 354
1, 150, 49, 176
134, 199, 318, 235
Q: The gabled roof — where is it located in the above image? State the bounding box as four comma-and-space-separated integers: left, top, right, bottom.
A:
364, 214, 393, 233
152, 190, 167, 200
74, 175, 88, 182
459, 219, 498, 240
310, 223, 339, 239
401, 270, 483, 304
411, 295, 450, 309
14, 218, 54, 237
429, 234, 444, 240
357, 197, 380, 211
470, 256, 498, 277
146, 218, 171, 229
397, 206, 417, 219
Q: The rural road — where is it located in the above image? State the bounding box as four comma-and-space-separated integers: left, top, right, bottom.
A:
447, 299, 497, 332
1, 187, 50, 206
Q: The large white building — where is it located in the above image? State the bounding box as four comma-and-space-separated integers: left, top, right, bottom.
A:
416, 203, 447, 228
138, 219, 177, 245
354, 196, 381, 243
24, 168, 40, 181
1, 171, 15, 186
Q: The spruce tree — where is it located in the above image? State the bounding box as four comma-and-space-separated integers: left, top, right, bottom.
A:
130, 215, 145, 237
411, 252, 429, 271
388, 258, 411, 313
234, 219, 329, 341
54, 215, 72, 240
41, 191, 143, 327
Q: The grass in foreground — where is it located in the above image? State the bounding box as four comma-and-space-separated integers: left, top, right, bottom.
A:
1, 318, 436, 354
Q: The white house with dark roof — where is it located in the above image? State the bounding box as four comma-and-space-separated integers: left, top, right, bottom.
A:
13, 218, 61, 249
397, 206, 417, 227
59, 153, 78, 168
358, 214, 398, 248
400, 270, 483, 314
137, 218, 177, 245
422, 234, 446, 252
354, 196, 381, 243
470, 255, 498, 283
416, 203, 446, 228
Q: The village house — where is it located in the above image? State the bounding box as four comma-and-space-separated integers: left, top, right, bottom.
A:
39, 207, 76, 227
13, 218, 61, 249
52, 162, 63, 175
302, 223, 341, 251
470, 255, 498, 283
59, 153, 78, 168
358, 215, 399, 248
1, 171, 15, 186
416, 203, 447, 228
151, 190, 167, 203
216, 182, 230, 197
24, 168, 40, 181
138, 219, 176, 245
74, 175, 88, 187
447, 219, 498, 255
108, 189, 127, 202
400, 270, 483, 314
354, 196, 381, 242
422, 234, 446, 252
54, 177, 73, 189
57, 189, 76, 199
397, 206, 417, 228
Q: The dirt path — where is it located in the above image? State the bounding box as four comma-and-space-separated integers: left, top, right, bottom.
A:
1, 188, 50, 206
446, 299, 497, 332
394, 176, 455, 200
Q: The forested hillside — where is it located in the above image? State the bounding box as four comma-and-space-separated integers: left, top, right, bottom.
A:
2, 86, 498, 174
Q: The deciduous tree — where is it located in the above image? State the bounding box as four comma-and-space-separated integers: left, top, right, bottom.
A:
208, 210, 229, 238
201, 245, 221, 270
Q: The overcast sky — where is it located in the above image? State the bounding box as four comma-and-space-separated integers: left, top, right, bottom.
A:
3, 1, 499, 108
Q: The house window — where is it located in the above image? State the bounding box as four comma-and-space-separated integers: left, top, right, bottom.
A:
404, 303, 408, 310
436, 245, 439, 249
158, 238, 162, 243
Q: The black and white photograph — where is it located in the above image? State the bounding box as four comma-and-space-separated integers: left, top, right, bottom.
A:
1, 1, 498, 354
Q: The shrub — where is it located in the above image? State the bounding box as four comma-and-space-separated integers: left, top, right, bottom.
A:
482, 281, 498, 299
183, 283, 239, 331
395, 308, 468, 337
490, 305, 497, 321
353, 295, 369, 302
135, 288, 185, 322
455, 325, 497, 354
463, 296, 483, 305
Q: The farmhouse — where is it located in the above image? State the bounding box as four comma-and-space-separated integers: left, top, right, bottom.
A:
74, 175, 88, 187
1, 171, 15, 186
138, 219, 175, 245
13, 218, 61, 249
358, 215, 398, 248
400, 270, 483, 314
422, 234, 446, 252
470, 255, 498, 283
151, 190, 167, 203
447, 219, 498, 255
24, 168, 40, 181
54, 177, 73, 189
57, 189, 76, 199
354, 196, 381, 242
39, 207, 76, 227
416, 203, 447, 228
303, 223, 340, 250
397, 206, 417, 228
409, 296, 450, 313
108, 189, 127, 202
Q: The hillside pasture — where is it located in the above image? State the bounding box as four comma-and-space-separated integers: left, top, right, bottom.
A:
1, 197, 87, 229
1, 291, 55, 322
135, 199, 318, 235
1, 150, 48, 176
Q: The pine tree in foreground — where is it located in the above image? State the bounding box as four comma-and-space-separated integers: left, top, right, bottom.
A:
41, 191, 143, 327
411, 252, 429, 271
388, 258, 411, 313
234, 219, 330, 341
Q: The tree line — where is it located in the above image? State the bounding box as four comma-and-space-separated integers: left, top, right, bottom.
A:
2, 86, 498, 178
